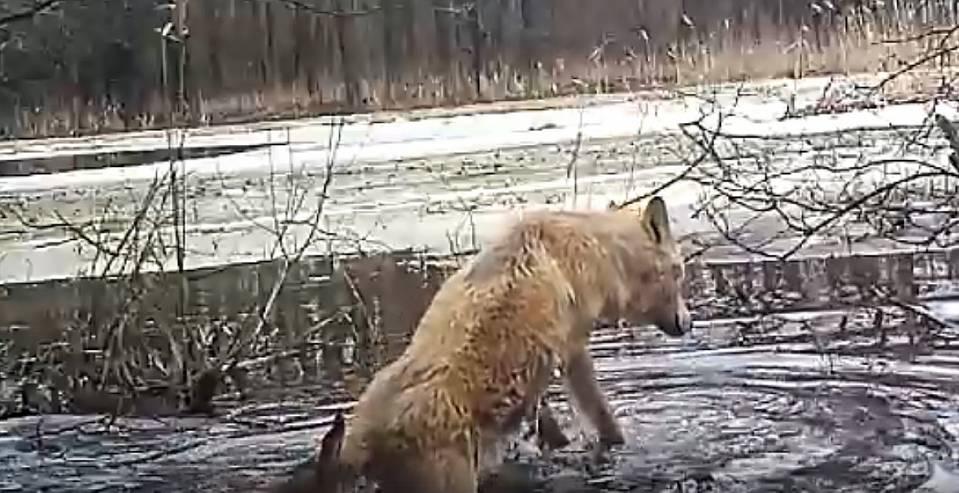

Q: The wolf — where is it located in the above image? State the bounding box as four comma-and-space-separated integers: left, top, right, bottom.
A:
289, 195, 692, 493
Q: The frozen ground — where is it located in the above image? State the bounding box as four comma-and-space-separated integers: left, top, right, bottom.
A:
0, 73, 956, 285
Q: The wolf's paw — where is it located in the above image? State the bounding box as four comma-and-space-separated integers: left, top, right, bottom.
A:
597, 427, 625, 448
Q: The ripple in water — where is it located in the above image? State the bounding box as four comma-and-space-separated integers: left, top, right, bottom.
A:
515, 309, 959, 493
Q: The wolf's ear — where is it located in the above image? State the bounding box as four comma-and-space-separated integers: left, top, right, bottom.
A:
607, 199, 619, 211
315, 412, 346, 478
642, 196, 671, 244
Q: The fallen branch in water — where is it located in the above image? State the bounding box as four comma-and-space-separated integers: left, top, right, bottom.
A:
870, 286, 957, 331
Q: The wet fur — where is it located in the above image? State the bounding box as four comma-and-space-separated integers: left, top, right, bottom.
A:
302, 196, 691, 493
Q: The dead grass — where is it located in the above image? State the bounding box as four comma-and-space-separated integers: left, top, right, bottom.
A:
11, 19, 959, 140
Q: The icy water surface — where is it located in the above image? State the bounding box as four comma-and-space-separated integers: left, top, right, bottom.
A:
3, 74, 958, 284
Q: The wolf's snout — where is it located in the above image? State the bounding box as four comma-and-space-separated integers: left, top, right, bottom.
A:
676, 309, 692, 333
658, 307, 691, 338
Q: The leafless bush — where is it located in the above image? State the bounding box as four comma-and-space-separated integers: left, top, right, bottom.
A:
1, 121, 345, 419
673, 87, 959, 262
613, 25, 959, 352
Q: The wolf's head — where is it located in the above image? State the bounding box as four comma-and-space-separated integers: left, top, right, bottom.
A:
609, 195, 693, 338
273, 412, 351, 493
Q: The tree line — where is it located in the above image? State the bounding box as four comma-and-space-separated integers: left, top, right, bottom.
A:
0, 0, 955, 138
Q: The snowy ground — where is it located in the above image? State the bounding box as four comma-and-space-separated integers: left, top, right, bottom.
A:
0, 73, 956, 285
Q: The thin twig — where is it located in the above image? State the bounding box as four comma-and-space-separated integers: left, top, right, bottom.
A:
0, 0, 61, 28
870, 286, 956, 330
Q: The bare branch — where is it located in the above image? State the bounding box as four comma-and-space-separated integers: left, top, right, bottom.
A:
0, 0, 62, 29
878, 24, 959, 45
874, 40, 959, 92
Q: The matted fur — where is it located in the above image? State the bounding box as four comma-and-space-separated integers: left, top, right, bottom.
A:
296, 195, 691, 493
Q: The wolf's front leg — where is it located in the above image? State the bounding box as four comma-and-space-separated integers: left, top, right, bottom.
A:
533, 396, 571, 451
563, 347, 625, 446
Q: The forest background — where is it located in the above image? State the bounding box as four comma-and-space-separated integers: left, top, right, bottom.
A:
0, 0, 952, 139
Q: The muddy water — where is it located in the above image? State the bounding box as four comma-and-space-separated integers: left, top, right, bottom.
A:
2, 249, 959, 492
